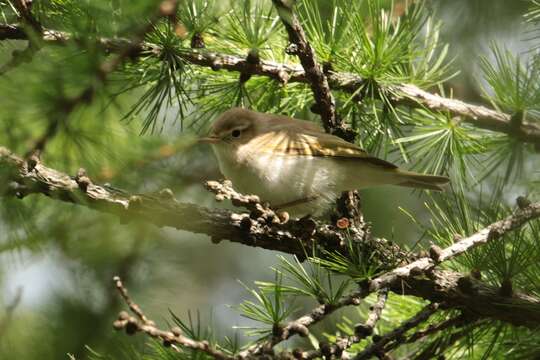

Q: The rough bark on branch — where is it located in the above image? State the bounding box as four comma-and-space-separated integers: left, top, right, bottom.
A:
271, 0, 343, 137
399, 269, 540, 329
1, 24, 539, 145
0, 146, 341, 258
269, 1, 362, 225
1, 145, 540, 333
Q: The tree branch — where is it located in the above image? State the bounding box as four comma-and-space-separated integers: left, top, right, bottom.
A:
0, 24, 27, 40
389, 83, 540, 145
1, 145, 540, 334
269, 1, 364, 228
271, 0, 346, 138
2, 24, 537, 144
366, 201, 540, 294
396, 269, 540, 329
360, 288, 390, 336
0, 0, 42, 76
303, 289, 389, 360
11, 0, 41, 33
0, 146, 344, 258
112, 276, 233, 360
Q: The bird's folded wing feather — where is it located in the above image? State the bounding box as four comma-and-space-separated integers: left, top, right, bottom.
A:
248, 126, 398, 169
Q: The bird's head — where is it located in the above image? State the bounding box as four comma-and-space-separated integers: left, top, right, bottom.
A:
199, 107, 260, 146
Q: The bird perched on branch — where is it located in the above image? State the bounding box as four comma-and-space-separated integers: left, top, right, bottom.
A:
200, 107, 449, 215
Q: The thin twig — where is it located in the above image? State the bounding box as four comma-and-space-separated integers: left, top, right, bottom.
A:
113, 276, 150, 324
376, 313, 479, 359
271, 0, 344, 137
401, 314, 469, 346
303, 289, 389, 360
352, 303, 439, 360
366, 203, 540, 294
0, 0, 42, 75
408, 320, 480, 360
364, 289, 389, 329
1, 24, 538, 144
112, 276, 234, 359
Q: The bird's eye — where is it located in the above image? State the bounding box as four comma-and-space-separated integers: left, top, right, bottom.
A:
231, 129, 241, 138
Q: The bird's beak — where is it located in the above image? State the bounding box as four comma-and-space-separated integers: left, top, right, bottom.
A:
198, 136, 220, 144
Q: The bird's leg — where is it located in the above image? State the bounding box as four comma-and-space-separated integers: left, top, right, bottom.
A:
274, 195, 319, 210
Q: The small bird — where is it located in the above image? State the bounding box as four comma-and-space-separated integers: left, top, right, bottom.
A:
200, 108, 449, 216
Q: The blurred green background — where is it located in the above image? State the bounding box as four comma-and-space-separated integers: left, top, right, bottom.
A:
0, 0, 534, 359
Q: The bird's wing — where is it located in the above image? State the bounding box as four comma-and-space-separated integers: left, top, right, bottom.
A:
248, 127, 398, 169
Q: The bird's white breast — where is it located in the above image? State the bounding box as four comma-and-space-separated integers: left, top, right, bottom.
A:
212, 143, 342, 214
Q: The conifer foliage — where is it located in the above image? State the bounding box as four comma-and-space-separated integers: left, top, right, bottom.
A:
0, 0, 539, 359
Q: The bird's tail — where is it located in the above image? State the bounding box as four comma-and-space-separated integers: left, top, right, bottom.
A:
395, 170, 450, 191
